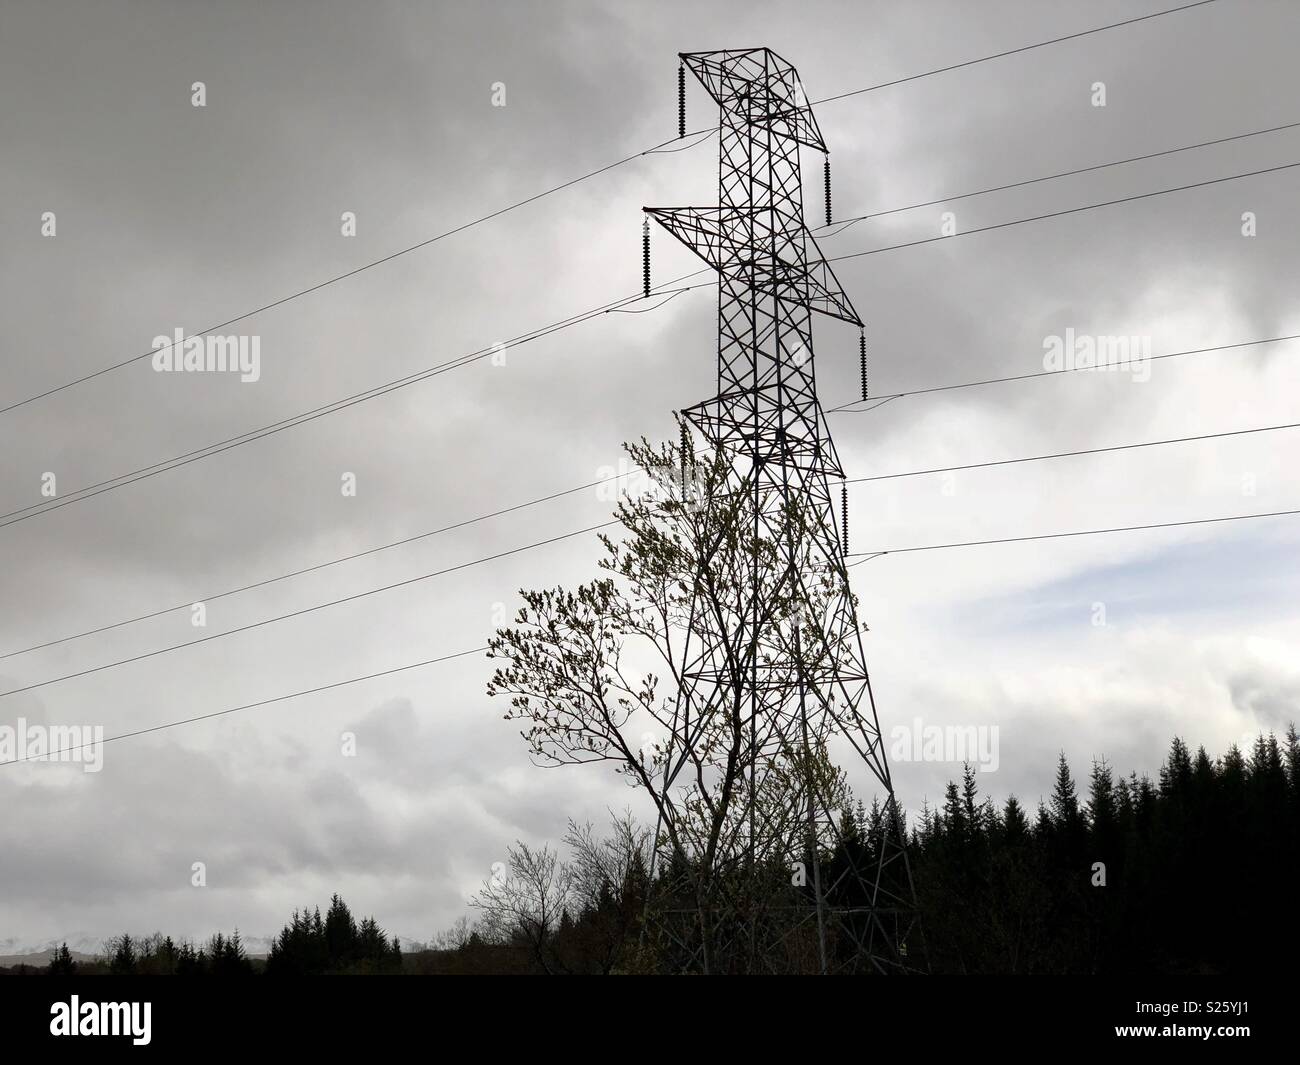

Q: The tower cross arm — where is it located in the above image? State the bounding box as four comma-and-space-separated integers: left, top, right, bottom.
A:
643, 207, 861, 326
680, 48, 828, 152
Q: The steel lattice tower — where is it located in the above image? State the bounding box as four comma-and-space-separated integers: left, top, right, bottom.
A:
643, 48, 922, 973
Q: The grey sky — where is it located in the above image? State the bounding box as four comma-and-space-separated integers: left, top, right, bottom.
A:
2, 0, 1298, 953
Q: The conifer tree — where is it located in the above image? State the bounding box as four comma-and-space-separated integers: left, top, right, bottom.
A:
47, 942, 76, 976
961, 763, 984, 839
1086, 758, 1117, 835
325, 894, 358, 969
110, 934, 137, 975
1050, 753, 1080, 828
942, 780, 966, 842
1001, 796, 1028, 844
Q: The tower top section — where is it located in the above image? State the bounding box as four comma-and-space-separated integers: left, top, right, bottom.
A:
680, 48, 828, 152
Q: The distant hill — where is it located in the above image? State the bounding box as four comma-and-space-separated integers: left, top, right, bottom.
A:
0, 948, 98, 969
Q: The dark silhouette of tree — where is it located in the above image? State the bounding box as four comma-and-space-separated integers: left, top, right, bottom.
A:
1050, 752, 1082, 827
109, 934, 136, 975
1000, 796, 1028, 844
46, 943, 76, 976
265, 897, 399, 974
157, 936, 177, 975
209, 930, 254, 976
324, 894, 358, 968
21, 725, 1300, 977
175, 941, 203, 976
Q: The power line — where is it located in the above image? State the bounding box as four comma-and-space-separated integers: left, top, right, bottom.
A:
12, 501, 1297, 756
7, 149, 1287, 532
0, 473, 632, 661
0, 136, 706, 419
1, 1, 1218, 419
828, 334, 1300, 413
0, 646, 489, 768
845, 421, 1300, 484
820, 119, 1300, 234
825, 159, 1300, 266
848, 506, 1300, 557
13, 394, 1298, 664
5, 298, 1294, 548
0, 521, 615, 700
12, 508, 1297, 765
0, 286, 695, 531
813, 0, 1221, 104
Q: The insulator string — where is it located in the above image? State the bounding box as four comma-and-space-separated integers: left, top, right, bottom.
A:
841, 482, 850, 553
859, 329, 869, 401
824, 155, 832, 228
642, 219, 651, 299
678, 64, 686, 139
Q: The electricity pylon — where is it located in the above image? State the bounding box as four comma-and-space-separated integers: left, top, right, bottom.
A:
643, 48, 923, 973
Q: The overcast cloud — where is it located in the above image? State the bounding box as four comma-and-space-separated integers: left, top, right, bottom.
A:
2, 0, 1298, 953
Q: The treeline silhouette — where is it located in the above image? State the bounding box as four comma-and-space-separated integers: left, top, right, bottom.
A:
25, 895, 400, 976
896, 727, 1299, 973
14, 729, 1298, 975
265, 894, 402, 974
430, 728, 1300, 974
33, 931, 257, 976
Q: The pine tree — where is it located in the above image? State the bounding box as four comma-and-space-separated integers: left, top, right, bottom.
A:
1034, 799, 1052, 837
1115, 774, 1133, 829
159, 936, 177, 975
866, 796, 884, 840
110, 934, 137, 975
1192, 745, 1215, 791
1050, 753, 1080, 828
917, 797, 935, 844
47, 942, 76, 976
942, 780, 966, 842
1159, 736, 1193, 798
961, 763, 984, 839
176, 941, 202, 976
1219, 744, 1247, 807
358, 916, 387, 964
1086, 758, 1117, 834
1001, 796, 1028, 844
325, 894, 358, 969
1283, 723, 1300, 795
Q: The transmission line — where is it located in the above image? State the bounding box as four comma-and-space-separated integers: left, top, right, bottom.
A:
826, 160, 1300, 266
0, 521, 615, 700
1, 0, 1218, 419
0, 137, 708, 418
813, 0, 1220, 104
0, 473, 631, 661
828, 334, 1300, 413
7, 151, 1288, 533
15, 402, 1300, 662
0, 288, 693, 531
2, 318, 1293, 693
819, 119, 1300, 236
8, 502, 1295, 764
845, 421, 1300, 484
11, 399, 1298, 665
848, 506, 1300, 558
0, 646, 489, 768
